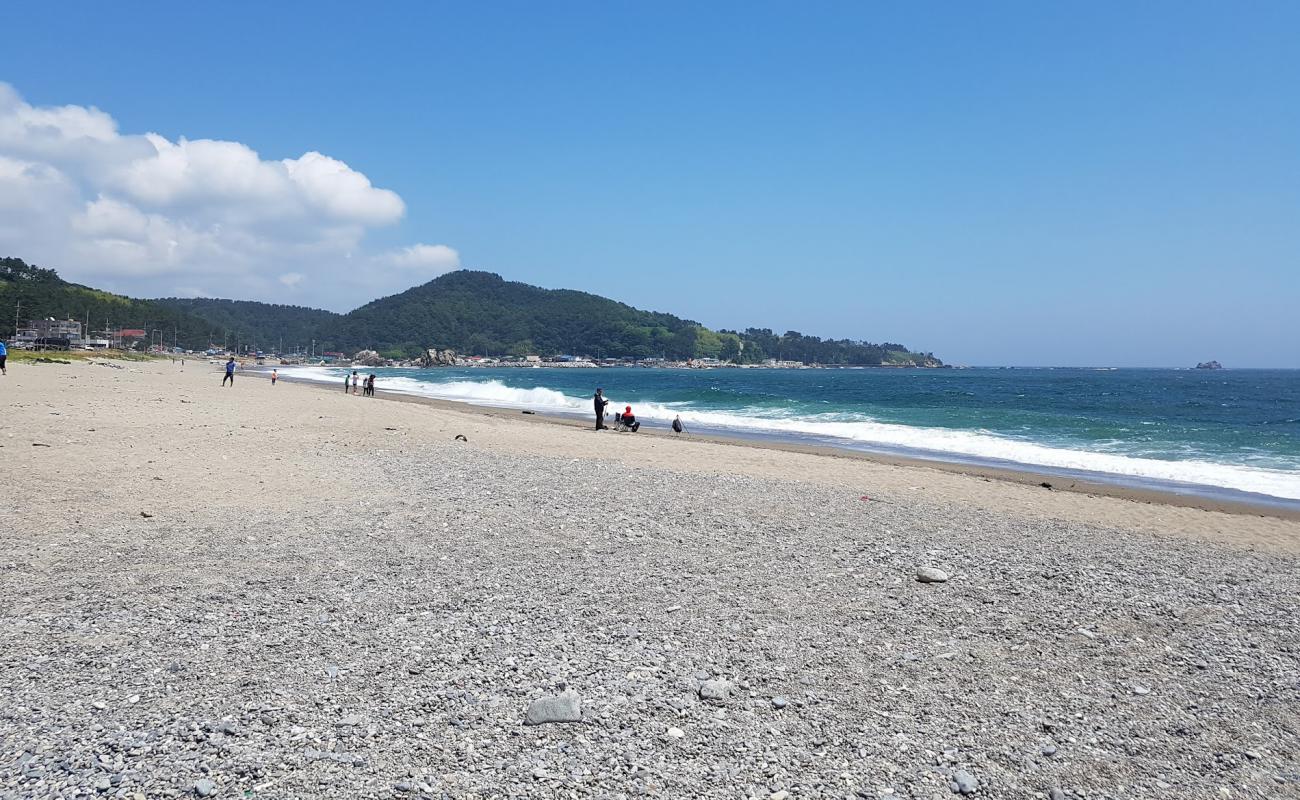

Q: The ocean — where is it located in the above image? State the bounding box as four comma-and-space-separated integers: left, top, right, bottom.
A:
282, 366, 1300, 505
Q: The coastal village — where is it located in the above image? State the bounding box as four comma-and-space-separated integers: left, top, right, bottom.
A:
8, 316, 930, 370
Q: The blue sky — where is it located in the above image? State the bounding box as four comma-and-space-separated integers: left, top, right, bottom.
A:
3, 1, 1298, 366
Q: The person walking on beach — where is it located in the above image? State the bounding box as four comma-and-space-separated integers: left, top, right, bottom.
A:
343, 373, 350, 392
222, 357, 236, 386
0, 338, 7, 375
351, 371, 360, 395
593, 388, 609, 430
271, 369, 278, 386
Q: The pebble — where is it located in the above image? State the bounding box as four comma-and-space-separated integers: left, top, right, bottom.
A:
951, 769, 978, 795
667, 726, 685, 739
917, 566, 950, 583
1049, 790, 1066, 800
770, 792, 789, 800
699, 679, 732, 701
524, 691, 582, 725
1041, 744, 1058, 757
193, 778, 216, 797
771, 696, 789, 709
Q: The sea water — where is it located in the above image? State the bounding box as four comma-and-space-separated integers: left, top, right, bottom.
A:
283, 366, 1300, 505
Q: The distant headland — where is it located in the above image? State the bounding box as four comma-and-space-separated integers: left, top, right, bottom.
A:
2, 257, 942, 368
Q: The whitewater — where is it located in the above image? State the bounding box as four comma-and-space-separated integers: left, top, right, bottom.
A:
279, 367, 1300, 503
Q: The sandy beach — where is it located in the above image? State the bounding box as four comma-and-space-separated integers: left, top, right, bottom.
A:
3, 358, 1299, 799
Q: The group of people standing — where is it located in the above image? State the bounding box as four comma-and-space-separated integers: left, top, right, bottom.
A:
347, 370, 377, 397
593, 387, 685, 434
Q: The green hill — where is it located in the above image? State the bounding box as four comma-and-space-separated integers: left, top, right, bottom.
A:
0, 257, 228, 349
152, 297, 340, 353
333, 270, 704, 359
2, 257, 941, 365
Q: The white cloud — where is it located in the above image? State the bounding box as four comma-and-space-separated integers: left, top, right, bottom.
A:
0, 82, 455, 310
381, 243, 461, 272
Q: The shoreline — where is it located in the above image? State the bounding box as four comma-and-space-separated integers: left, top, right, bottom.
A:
268, 368, 1300, 522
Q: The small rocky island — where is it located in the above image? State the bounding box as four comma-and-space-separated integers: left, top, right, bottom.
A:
1196, 360, 1223, 370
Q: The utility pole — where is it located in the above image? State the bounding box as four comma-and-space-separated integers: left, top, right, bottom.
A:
13, 299, 20, 340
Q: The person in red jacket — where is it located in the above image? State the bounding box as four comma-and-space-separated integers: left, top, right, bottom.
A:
619, 405, 640, 432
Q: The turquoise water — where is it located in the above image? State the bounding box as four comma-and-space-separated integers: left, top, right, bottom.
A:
290, 366, 1300, 503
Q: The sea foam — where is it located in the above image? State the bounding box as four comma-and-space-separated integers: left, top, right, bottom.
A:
279, 368, 1300, 501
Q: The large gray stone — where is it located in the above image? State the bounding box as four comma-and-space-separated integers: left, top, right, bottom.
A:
952, 769, 978, 794
524, 691, 582, 725
699, 679, 732, 701
917, 566, 950, 583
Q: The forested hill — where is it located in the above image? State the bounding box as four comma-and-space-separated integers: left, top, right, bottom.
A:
334, 270, 703, 359
0, 257, 238, 349
336, 271, 941, 365
152, 297, 340, 352
2, 258, 941, 365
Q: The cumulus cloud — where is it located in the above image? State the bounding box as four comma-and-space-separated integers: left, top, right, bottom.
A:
0, 82, 456, 309
380, 243, 461, 272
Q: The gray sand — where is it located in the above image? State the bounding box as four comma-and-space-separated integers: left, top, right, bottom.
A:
2, 361, 1299, 799
4, 440, 1299, 799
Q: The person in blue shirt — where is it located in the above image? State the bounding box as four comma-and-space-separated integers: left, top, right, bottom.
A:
222, 357, 236, 386
0, 338, 7, 375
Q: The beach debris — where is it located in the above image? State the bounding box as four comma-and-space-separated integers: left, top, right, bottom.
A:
384, 426, 398, 431
523, 691, 582, 725
140, 511, 154, 518
917, 566, 950, 583
31, 442, 51, 447
859, 495, 894, 504
699, 679, 732, 701
521, 410, 536, 415
1040, 482, 1053, 490
454, 434, 468, 442
951, 769, 979, 795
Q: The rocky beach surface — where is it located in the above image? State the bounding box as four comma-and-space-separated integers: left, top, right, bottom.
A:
2, 359, 1298, 799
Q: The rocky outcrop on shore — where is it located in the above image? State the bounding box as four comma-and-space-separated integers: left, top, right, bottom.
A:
418, 348, 459, 367
351, 349, 384, 366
